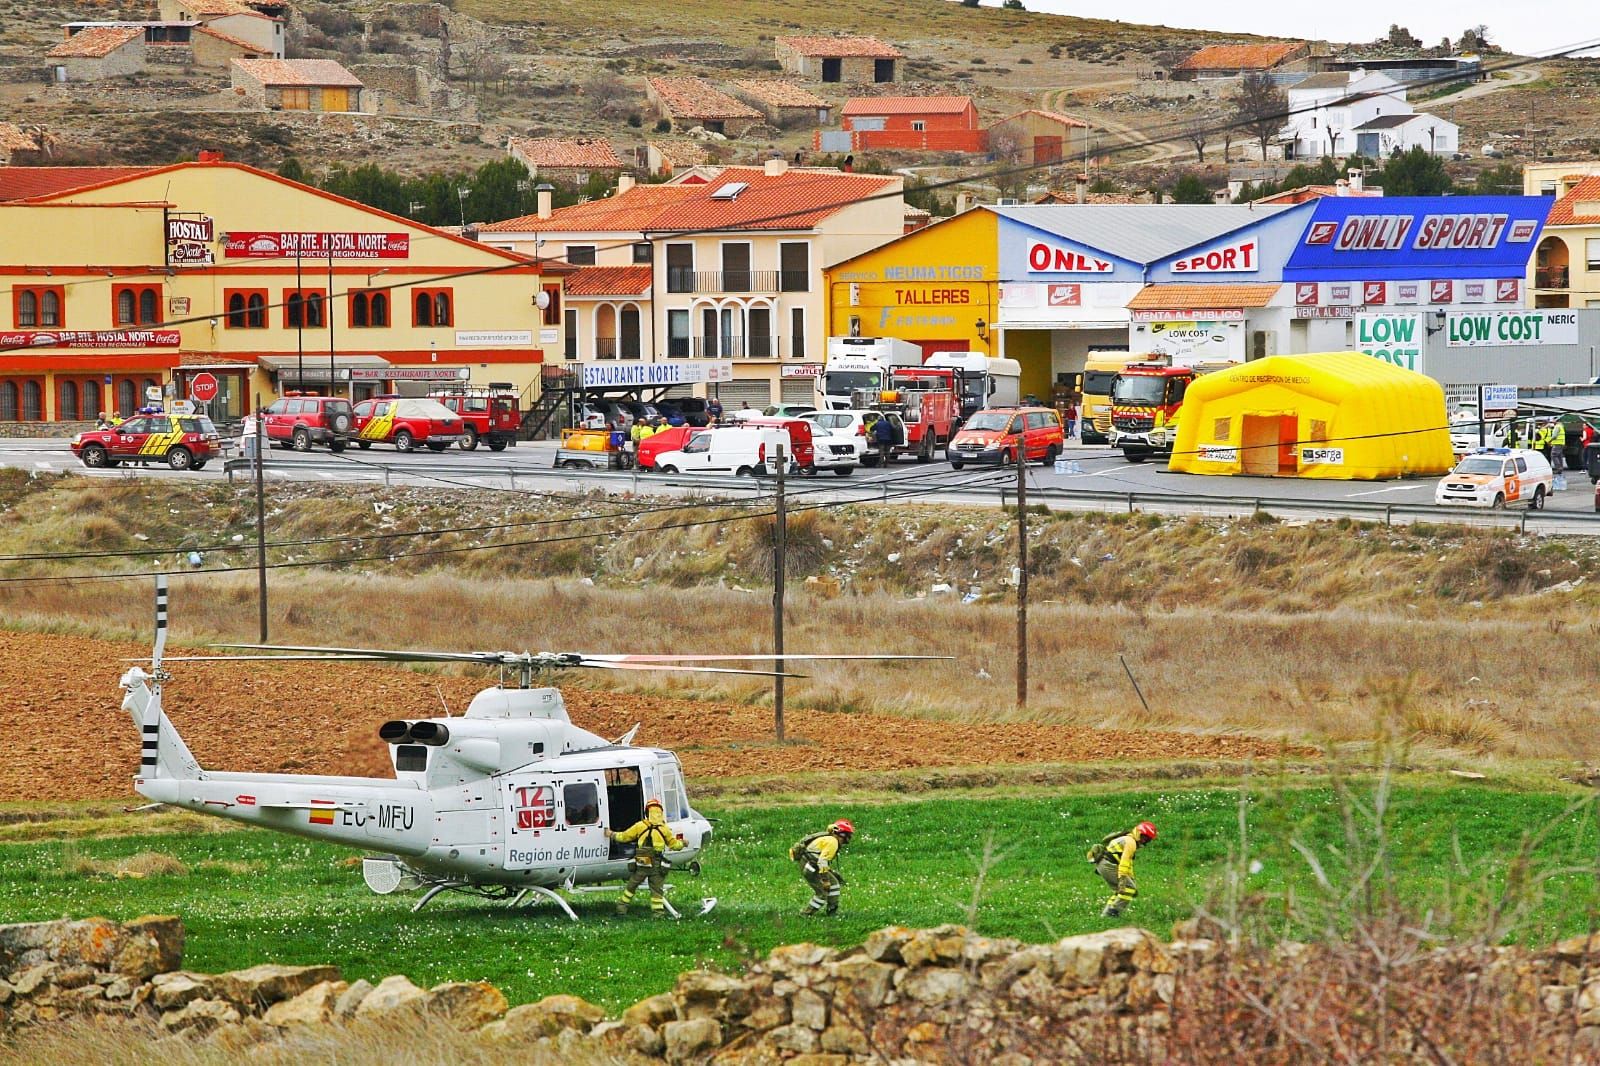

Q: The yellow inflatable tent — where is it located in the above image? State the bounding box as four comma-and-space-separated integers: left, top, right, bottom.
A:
1168, 352, 1453, 480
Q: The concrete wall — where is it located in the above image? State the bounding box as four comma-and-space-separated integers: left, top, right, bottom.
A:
205, 12, 281, 56
56, 40, 145, 82
192, 32, 263, 68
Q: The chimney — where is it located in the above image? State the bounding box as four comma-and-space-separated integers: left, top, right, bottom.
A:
1348, 168, 1363, 193
535, 182, 554, 220
955, 192, 970, 214
764, 156, 788, 177
1075, 172, 1088, 204
197, 149, 224, 163
617, 174, 636, 194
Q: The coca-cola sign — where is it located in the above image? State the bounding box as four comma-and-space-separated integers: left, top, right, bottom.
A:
224, 231, 411, 260
0, 330, 182, 349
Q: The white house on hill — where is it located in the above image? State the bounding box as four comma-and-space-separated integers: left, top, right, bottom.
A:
1280, 69, 1458, 159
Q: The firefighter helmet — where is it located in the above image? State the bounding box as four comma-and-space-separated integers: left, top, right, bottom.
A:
831, 819, 855, 837
1136, 821, 1157, 842
645, 798, 664, 812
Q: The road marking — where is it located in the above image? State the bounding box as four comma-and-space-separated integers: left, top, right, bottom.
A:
1345, 485, 1422, 497
1057, 467, 1123, 479
34, 461, 52, 470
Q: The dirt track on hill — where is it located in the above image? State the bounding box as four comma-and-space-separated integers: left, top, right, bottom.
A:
1, 631, 1305, 803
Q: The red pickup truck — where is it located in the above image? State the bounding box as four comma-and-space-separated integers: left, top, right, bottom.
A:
428, 383, 520, 452
352, 398, 466, 452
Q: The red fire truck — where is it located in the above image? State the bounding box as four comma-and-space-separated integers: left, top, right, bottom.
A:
1108, 357, 1232, 462
856, 366, 962, 463
427, 382, 521, 451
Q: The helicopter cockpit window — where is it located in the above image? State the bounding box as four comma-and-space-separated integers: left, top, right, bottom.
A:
564, 782, 600, 826
394, 744, 427, 772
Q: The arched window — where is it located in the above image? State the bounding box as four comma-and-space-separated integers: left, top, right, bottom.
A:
0, 381, 17, 421
227, 292, 246, 328
433, 292, 451, 325
371, 292, 389, 326
22, 381, 43, 421
414, 292, 433, 326
620, 305, 641, 359
58, 380, 78, 421
304, 292, 324, 328
286, 292, 304, 328
18, 291, 37, 327
82, 381, 101, 421
352, 293, 369, 327
117, 379, 137, 417
117, 289, 136, 326
139, 288, 159, 324
246, 293, 266, 328
40, 291, 60, 326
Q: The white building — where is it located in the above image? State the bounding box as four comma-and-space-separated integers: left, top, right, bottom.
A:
1280, 70, 1458, 159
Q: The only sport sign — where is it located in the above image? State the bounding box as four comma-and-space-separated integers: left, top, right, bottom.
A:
1446, 310, 1579, 348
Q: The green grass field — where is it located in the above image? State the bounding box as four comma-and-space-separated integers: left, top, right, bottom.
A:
2, 781, 1594, 1010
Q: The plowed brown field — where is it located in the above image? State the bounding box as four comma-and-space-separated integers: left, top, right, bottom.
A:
2, 631, 1302, 803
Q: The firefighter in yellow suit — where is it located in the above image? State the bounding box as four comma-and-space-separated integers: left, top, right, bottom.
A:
1088, 821, 1157, 918
792, 819, 854, 916
607, 798, 684, 917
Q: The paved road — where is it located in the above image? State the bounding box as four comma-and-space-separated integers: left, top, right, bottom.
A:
1428, 65, 1542, 107
7, 437, 1595, 524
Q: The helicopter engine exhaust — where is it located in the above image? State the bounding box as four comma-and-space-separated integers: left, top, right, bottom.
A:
378, 720, 413, 743
406, 721, 451, 747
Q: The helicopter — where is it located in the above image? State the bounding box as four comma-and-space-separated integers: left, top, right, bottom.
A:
121, 577, 938, 918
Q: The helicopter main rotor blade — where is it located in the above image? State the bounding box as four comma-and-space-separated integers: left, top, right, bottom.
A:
147, 654, 426, 663
211, 643, 518, 664
579, 660, 805, 678
581, 653, 952, 663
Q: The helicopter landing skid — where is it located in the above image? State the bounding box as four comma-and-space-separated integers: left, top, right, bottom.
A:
506, 884, 579, 921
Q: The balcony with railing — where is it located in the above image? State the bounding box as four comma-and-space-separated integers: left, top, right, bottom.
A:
1535, 267, 1570, 290
666, 269, 786, 294
693, 334, 781, 358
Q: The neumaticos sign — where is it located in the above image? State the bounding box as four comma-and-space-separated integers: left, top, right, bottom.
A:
1285, 196, 1551, 280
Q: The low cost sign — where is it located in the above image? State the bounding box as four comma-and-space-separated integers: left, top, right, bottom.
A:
1446, 311, 1579, 347
1355, 313, 1423, 372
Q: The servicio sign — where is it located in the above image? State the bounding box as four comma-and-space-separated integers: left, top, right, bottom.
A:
1446, 311, 1579, 347
1356, 313, 1423, 372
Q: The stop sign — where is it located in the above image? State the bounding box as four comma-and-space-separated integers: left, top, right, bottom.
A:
189, 373, 219, 403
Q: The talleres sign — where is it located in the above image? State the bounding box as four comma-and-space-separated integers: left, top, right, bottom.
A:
1446, 311, 1579, 348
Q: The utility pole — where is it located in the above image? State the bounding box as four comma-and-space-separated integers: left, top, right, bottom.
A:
252, 392, 268, 641
1015, 450, 1028, 710
773, 442, 787, 741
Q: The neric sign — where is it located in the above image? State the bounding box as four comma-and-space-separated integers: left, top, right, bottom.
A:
1171, 238, 1257, 273
1026, 241, 1113, 273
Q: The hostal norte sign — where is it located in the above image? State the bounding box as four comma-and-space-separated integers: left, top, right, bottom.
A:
224, 232, 411, 259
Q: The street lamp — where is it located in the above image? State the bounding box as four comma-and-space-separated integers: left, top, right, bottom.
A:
456, 186, 471, 229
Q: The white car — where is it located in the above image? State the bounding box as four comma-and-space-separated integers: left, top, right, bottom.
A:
800, 412, 866, 474
1435, 448, 1553, 510
728, 403, 817, 424
651, 425, 788, 476
799, 410, 905, 468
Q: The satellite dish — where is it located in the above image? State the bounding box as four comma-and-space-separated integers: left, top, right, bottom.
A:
535, 290, 551, 309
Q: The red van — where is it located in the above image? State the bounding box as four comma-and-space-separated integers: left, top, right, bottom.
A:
637, 425, 704, 470
947, 406, 1064, 468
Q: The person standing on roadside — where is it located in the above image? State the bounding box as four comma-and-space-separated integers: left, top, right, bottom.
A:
871, 413, 896, 466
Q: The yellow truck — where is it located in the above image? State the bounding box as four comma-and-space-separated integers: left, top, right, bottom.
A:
1080, 350, 1143, 445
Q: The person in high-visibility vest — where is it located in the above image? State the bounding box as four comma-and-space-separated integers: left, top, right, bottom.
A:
1087, 821, 1157, 918
791, 819, 854, 916
1551, 419, 1568, 469
606, 799, 685, 917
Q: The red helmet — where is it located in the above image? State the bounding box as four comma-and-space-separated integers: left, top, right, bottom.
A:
830, 819, 855, 836
1136, 821, 1157, 842
645, 799, 663, 811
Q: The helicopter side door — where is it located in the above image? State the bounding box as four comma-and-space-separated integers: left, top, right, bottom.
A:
554, 773, 610, 870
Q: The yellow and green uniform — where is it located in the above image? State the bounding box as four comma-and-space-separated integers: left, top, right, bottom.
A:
1089, 830, 1142, 917
792, 831, 845, 915
612, 808, 684, 915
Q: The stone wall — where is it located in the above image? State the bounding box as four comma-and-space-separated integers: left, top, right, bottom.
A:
8, 915, 1600, 1062
0, 420, 93, 438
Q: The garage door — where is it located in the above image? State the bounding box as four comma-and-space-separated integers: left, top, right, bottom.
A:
712, 380, 771, 408
660, 384, 697, 399
781, 379, 817, 404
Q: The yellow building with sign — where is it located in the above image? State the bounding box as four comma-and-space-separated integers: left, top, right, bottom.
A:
0, 157, 559, 427
825, 209, 1015, 382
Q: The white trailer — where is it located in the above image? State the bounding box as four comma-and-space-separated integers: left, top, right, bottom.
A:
924, 352, 1022, 419
820, 337, 924, 411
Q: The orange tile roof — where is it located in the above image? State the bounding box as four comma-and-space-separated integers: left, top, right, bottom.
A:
649, 140, 711, 168
47, 26, 142, 58
564, 265, 653, 297
185, 0, 253, 15
997, 108, 1090, 129
1175, 42, 1303, 72
1127, 283, 1282, 310
648, 77, 761, 121
1547, 175, 1600, 226
0, 124, 37, 154
194, 25, 265, 51
0, 166, 153, 201
479, 167, 898, 234
776, 35, 902, 59
232, 58, 363, 87
1034, 190, 1148, 205
731, 80, 829, 109
841, 95, 973, 116
507, 137, 624, 170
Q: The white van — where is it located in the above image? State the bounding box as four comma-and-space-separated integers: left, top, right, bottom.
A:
651, 426, 789, 476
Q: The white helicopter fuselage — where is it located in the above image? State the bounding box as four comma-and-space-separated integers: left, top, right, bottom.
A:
123, 669, 712, 890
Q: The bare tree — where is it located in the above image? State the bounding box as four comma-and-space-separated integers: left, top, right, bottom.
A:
1232, 73, 1288, 161
583, 74, 633, 118
987, 127, 1031, 199
1182, 115, 1209, 162
468, 48, 510, 94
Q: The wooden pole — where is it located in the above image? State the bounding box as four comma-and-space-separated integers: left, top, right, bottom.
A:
773, 442, 787, 741
1016, 448, 1028, 709
253, 392, 268, 642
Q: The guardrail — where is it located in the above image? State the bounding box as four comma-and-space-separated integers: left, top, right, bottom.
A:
221, 457, 1600, 534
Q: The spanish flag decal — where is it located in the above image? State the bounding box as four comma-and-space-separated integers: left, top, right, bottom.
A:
309, 802, 336, 825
